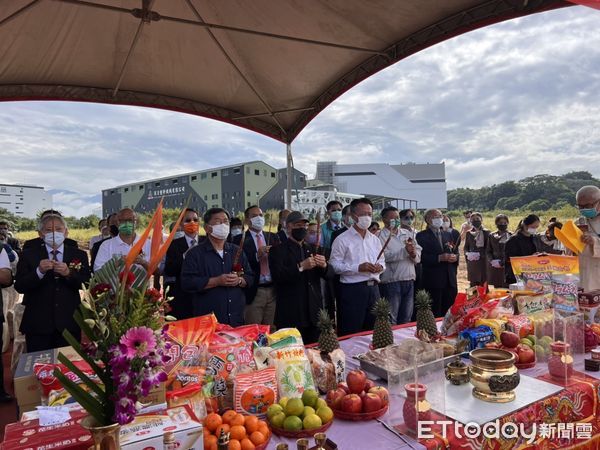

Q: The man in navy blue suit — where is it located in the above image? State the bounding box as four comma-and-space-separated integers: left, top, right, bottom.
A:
416, 209, 459, 318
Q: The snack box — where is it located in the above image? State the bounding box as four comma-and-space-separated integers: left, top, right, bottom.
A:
579, 290, 600, 306
120, 405, 203, 450
2, 409, 91, 450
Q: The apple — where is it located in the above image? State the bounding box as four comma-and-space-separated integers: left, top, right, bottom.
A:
516, 344, 535, 364
500, 331, 520, 349
326, 388, 346, 409
362, 393, 383, 413
368, 386, 389, 406
502, 347, 519, 360
346, 370, 367, 395
364, 379, 377, 392
337, 382, 350, 395
340, 393, 362, 414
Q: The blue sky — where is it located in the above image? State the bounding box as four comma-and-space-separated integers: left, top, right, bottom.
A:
1, 5, 599, 217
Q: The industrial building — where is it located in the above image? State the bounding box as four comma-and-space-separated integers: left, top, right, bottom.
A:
102, 161, 307, 217
315, 161, 447, 210
0, 184, 51, 218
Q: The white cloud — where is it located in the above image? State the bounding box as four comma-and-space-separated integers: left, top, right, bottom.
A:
1, 6, 599, 215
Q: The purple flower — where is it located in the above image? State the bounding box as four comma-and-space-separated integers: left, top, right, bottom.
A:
120, 327, 157, 359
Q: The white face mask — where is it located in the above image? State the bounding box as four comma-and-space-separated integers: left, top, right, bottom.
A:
442, 221, 451, 230
527, 227, 538, 235
230, 228, 243, 237
431, 218, 443, 229
356, 215, 371, 230
250, 216, 265, 231
210, 223, 230, 240
44, 231, 65, 248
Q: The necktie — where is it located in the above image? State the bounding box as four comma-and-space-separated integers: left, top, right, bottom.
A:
51, 250, 58, 261
256, 233, 270, 277
190, 238, 197, 248
436, 231, 443, 248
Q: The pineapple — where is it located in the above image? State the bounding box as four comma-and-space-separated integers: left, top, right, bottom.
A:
317, 309, 340, 354
371, 298, 394, 349
415, 290, 438, 339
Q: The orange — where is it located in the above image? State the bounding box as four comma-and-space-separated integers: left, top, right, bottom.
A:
240, 438, 256, 450
204, 434, 217, 450
222, 410, 238, 424
230, 425, 247, 441
229, 439, 242, 450
257, 419, 268, 429
205, 413, 223, 432
250, 431, 266, 446
244, 415, 259, 434
230, 414, 246, 427
215, 423, 230, 439
257, 424, 270, 439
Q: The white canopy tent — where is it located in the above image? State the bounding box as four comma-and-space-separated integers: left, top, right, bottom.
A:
0, 0, 573, 205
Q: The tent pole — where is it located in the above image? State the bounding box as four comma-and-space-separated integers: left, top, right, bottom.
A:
286, 143, 293, 210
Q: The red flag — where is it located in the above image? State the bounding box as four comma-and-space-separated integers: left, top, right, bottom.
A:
566, 0, 600, 9
150, 199, 164, 263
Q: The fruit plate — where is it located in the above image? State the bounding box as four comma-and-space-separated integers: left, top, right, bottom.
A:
333, 404, 388, 421
515, 361, 536, 369
255, 435, 271, 450
270, 419, 332, 438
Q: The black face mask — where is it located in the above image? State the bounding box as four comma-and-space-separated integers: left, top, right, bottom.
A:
109, 225, 119, 237
471, 220, 482, 229
291, 228, 307, 242
497, 224, 508, 232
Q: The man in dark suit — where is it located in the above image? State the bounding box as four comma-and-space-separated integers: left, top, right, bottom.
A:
180, 208, 253, 326
15, 214, 91, 352
269, 211, 331, 344
276, 209, 290, 243
233, 205, 279, 327
0, 220, 21, 254
164, 208, 203, 320
22, 210, 78, 252
416, 209, 460, 318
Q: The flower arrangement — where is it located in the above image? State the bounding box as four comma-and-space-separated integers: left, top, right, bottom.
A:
54, 200, 186, 426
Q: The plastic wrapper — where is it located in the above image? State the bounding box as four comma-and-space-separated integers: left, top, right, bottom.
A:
551, 274, 580, 313
521, 272, 552, 293
306, 348, 346, 394
270, 344, 315, 398
164, 314, 217, 391
458, 326, 495, 351
485, 295, 515, 318
505, 314, 534, 338
33, 361, 99, 401
441, 286, 486, 336
166, 385, 207, 420
267, 328, 304, 346
234, 367, 277, 417
212, 323, 270, 345
474, 318, 506, 341
515, 293, 553, 315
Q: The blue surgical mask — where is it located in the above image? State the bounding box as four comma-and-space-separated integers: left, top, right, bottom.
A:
580, 208, 598, 219
330, 211, 342, 222
44, 231, 65, 248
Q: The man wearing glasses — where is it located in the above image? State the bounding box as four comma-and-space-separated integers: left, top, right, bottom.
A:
576, 186, 600, 291
181, 208, 253, 325
164, 208, 202, 320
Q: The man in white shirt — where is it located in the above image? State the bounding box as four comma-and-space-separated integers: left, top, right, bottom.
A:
88, 219, 109, 250
94, 208, 151, 272
330, 198, 385, 336
576, 186, 600, 291
379, 206, 422, 325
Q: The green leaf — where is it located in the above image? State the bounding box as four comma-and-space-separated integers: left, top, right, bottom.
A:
56, 353, 105, 400
61, 330, 111, 387
53, 370, 106, 424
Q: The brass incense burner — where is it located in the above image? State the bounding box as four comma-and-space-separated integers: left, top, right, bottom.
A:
445, 358, 470, 385
469, 348, 520, 403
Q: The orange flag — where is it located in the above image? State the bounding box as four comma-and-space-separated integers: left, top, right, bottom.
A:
146, 206, 187, 278
150, 199, 164, 264
124, 203, 160, 273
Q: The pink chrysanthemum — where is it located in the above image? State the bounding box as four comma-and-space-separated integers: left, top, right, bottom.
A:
120, 327, 157, 359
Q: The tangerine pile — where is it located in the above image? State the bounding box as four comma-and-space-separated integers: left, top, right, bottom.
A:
203, 410, 271, 450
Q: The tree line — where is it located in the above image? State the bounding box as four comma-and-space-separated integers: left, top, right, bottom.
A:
447, 171, 600, 212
